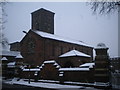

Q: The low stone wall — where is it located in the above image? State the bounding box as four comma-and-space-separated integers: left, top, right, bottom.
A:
21, 61, 94, 83
59, 68, 94, 83
21, 68, 40, 79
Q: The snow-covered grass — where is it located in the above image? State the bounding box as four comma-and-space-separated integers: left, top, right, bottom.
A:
38, 79, 59, 83
3, 78, 98, 89
64, 81, 94, 86
4, 79, 83, 89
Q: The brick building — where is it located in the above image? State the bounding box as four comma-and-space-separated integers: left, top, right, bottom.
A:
20, 8, 93, 67
5, 8, 112, 86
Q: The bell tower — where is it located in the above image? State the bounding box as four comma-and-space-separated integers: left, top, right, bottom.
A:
31, 8, 55, 34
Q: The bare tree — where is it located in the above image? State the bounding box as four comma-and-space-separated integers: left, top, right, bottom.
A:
0, 1, 9, 51
90, 0, 120, 14
90, 0, 120, 56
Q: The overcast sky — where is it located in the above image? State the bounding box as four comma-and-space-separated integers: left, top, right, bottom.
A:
4, 2, 118, 57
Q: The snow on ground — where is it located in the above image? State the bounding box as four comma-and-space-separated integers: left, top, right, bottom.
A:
38, 79, 59, 83
3, 78, 98, 89
5, 79, 82, 89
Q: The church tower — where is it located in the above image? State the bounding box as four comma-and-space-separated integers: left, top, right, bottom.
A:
31, 8, 55, 34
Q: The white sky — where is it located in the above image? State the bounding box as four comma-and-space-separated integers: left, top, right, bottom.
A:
4, 2, 118, 57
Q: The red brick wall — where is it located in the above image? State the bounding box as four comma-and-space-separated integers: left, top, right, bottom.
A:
20, 30, 93, 66
61, 68, 94, 83
21, 71, 36, 79
20, 31, 45, 66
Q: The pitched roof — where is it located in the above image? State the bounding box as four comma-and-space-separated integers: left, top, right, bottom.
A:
31, 30, 93, 48
40, 60, 61, 69
15, 53, 23, 59
1, 57, 8, 61
80, 63, 95, 68
59, 50, 91, 58
7, 62, 16, 68
1, 50, 20, 57
9, 41, 20, 45
31, 8, 55, 15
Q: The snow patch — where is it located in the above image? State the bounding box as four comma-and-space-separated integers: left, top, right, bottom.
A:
12, 79, 85, 89
44, 60, 56, 64
59, 68, 89, 71
80, 63, 95, 68
7, 62, 16, 68
23, 69, 40, 71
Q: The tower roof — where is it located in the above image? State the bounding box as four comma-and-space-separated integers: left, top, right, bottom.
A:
95, 43, 108, 49
31, 8, 55, 15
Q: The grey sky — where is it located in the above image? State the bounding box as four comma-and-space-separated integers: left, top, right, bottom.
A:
4, 2, 118, 57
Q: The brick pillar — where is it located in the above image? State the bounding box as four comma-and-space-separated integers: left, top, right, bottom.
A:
94, 43, 110, 83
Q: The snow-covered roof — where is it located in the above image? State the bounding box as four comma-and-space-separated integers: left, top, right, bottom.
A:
59, 68, 89, 71
80, 63, 95, 68
7, 62, 16, 68
23, 68, 40, 71
1, 50, 20, 57
95, 43, 108, 49
40, 60, 61, 69
7, 62, 16, 66
59, 50, 91, 58
32, 30, 93, 48
9, 33, 26, 44
44, 60, 56, 64
9, 41, 20, 45
39, 64, 45, 68
15, 53, 23, 59
1, 57, 8, 61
